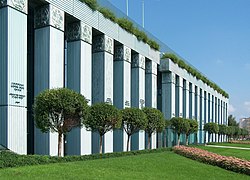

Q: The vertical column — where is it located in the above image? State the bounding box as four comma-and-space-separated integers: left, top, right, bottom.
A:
199, 89, 204, 144
0, 0, 28, 154
113, 45, 131, 152
145, 60, 158, 149
92, 34, 114, 153
204, 91, 208, 143
34, 4, 64, 155
212, 95, 215, 142
66, 21, 92, 155
176, 76, 183, 118
215, 97, 218, 142
189, 83, 196, 144
161, 71, 176, 147
217, 98, 220, 142
131, 53, 145, 150
195, 86, 200, 144
183, 80, 189, 119
208, 93, 212, 142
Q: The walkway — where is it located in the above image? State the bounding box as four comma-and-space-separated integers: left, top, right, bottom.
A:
206, 144, 250, 150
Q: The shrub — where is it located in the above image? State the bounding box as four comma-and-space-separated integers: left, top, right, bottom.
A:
134, 28, 148, 43
117, 18, 135, 35
173, 146, 250, 175
80, 0, 98, 11
98, 7, 117, 23
0, 148, 171, 169
148, 39, 160, 51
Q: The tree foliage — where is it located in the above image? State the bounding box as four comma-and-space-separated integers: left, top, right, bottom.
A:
121, 107, 147, 151
204, 122, 219, 135
33, 88, 89, 157
84, 103, 121, 154
228, 115, 238, 126
184, 119, 198, 145
143, 107, 165, 149
170, 117, 187, 146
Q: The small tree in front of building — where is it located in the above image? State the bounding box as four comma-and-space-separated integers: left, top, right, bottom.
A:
204, 122, 219, 143
121, 107, 147, 151
143, 107, 165, 149
170, 117, 187, 146
33, 88, 89, 157
184, 119, 198, 145
218, 124, 227, 142
84, 102, 121, 154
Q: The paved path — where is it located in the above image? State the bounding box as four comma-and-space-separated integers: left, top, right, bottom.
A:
206, 144, 250, 150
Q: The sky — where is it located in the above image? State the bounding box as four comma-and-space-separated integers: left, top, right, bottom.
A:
107, 0, 250, 121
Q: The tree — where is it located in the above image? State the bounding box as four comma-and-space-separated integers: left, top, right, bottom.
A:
218, 124, 227, 142
226, 126, 235, 140
143, 107, 165, 149
204, 122, 219, 143
170, 117, 186, 146
184, 119, 198, 145
33, 88, 89, 157
163, 120, 171, 148
121, 107, 147, 151
228, 115, 238, 126
84, 103, 121, 154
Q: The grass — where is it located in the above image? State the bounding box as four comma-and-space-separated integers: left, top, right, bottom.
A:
0, 152, 249, 179
208, 142, 250, 148
196, 146, 250, 160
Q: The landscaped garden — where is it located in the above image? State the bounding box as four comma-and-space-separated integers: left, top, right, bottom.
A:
0, 150, 249, 180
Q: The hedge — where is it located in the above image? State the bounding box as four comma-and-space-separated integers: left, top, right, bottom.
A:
161, 53, 229, 98
173, 146, 250, 175
0, 148, 171, 169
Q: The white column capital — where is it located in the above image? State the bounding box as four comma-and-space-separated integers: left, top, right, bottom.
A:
145, 61, 157, 75
114, 45, 131, 63
34, 4, 64, 31
0, 0, 27, 14
67, 21, 92, 44
132, 54, 145, 69
93, 35, 114, 54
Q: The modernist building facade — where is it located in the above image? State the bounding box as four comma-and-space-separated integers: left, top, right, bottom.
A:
0, 0, 229, 155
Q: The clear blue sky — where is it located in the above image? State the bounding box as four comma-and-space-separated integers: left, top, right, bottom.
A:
107, 0, 250, 121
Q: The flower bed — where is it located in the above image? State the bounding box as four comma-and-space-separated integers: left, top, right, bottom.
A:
229, 140, 250, 145
173, 146, 250, 175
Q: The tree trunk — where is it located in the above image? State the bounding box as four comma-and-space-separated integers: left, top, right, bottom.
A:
58, 133, 62, 157
99, 135, 103, 154
148, 134, 151, 149
177, 134, 180, 146
209, 133, 211, 143
164, 129, 167, 148
127, 134, 130, 152
186, 134, 189, 145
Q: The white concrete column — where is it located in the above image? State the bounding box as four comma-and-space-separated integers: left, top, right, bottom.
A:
159, 59, 176, 147
113, 45, 131, 152
204, 92, 209, 143
66, 21, 92, 155
145, 60, 158, 149
176, 77, 183, 118
131, 53, 145, 150
0, 0, 28, 154
183, 80, 189, 119
215, 97, 218, 142
190, 83, 195, 120
195, 86, 200, 144
212, 95, 215, 142
199, 89, 204, 144
92, 34, 114, 153
34, 4, 64, 156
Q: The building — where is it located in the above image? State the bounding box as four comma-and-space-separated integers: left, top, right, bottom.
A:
239, 118, 250, 132
0, 0, 229, 155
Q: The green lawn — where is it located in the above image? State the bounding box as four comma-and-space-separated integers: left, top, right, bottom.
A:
196, 146, 250, 160
0, 152, 249, 179
208, 142, 250, 148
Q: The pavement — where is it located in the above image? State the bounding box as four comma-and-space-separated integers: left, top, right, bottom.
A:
205, 144, 250, 150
